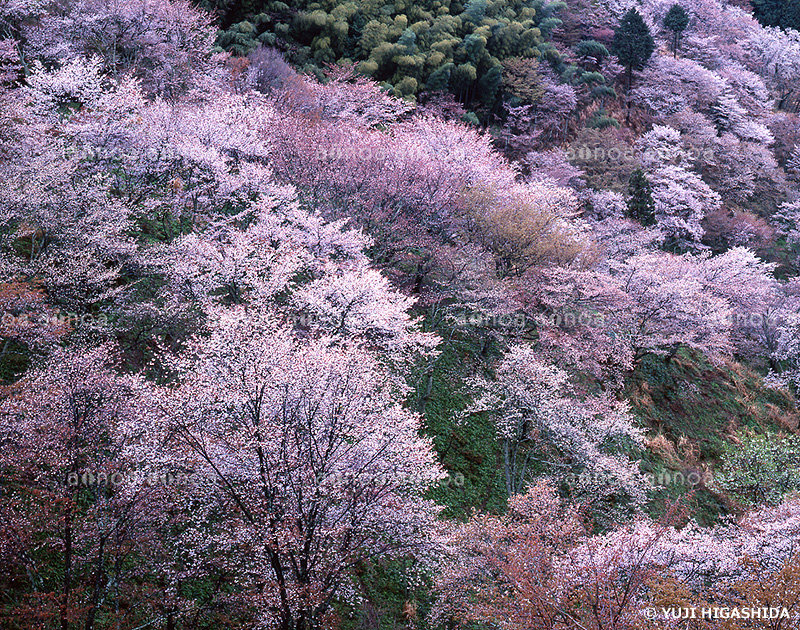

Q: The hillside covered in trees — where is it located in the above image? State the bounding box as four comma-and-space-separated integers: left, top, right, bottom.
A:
2, 0, 800, 628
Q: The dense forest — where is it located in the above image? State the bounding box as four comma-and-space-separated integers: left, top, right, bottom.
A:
1, 0, 800, 628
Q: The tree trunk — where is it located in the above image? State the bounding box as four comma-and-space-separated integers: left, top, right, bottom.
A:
61, 502, 73, 630
85, 535, 106, 630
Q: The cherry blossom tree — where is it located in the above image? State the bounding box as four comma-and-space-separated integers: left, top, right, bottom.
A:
462, 344, 648, 508
436, 483, 800, 630
24, 55, 107, 118
750, 25, 800, 113
571, 497, 800, 590
0, 281, 68, 379
0, 345, 169, 630
500, 67, 577, 152
129, 310, 444, 630
22, 0, 217, 98
147, 190, 438, 366
632, 55, 726, 118
637, 125, 721, 249
788, 145, 800, 178
609, 251, 732, 361
65, 82, 276, 225
433, 481, 586, 630
694, 246, 779, 360
515, 248, 772, 375
303, 63, 415, 127
513, 265, 637, 379
0, 137, 136, 313
435, 485, 683, 630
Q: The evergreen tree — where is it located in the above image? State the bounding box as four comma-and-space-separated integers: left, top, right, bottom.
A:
479, 65, 503, 107
627, 169, 656, 226
397, 28, 417, 55
751, 0, 783, 26
783, 0, 800, 30
574, 40, 609, 72
612, 8, 655, 91
663, 4, 690, 58
751, 0, 800, 30
464, 0, 488, 24
426, 63, 454, 92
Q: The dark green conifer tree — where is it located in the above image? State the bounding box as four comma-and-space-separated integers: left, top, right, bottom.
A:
663, 4, 690, 58
627, 168, 656, 226
611, 8, 655, 91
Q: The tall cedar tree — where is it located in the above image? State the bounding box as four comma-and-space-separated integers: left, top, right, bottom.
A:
612, 8, 655, 91
664, 4, 690, 58
627, 168, 656, 225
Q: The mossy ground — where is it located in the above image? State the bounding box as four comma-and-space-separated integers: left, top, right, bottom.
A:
626, 348, 798, 525
415, 331, 507, 519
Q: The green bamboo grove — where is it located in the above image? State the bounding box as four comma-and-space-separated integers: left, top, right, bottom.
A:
198, 0, 565, 108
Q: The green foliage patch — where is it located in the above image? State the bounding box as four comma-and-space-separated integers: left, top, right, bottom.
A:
627, 348, 798, 524
197, 0, 564, 112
